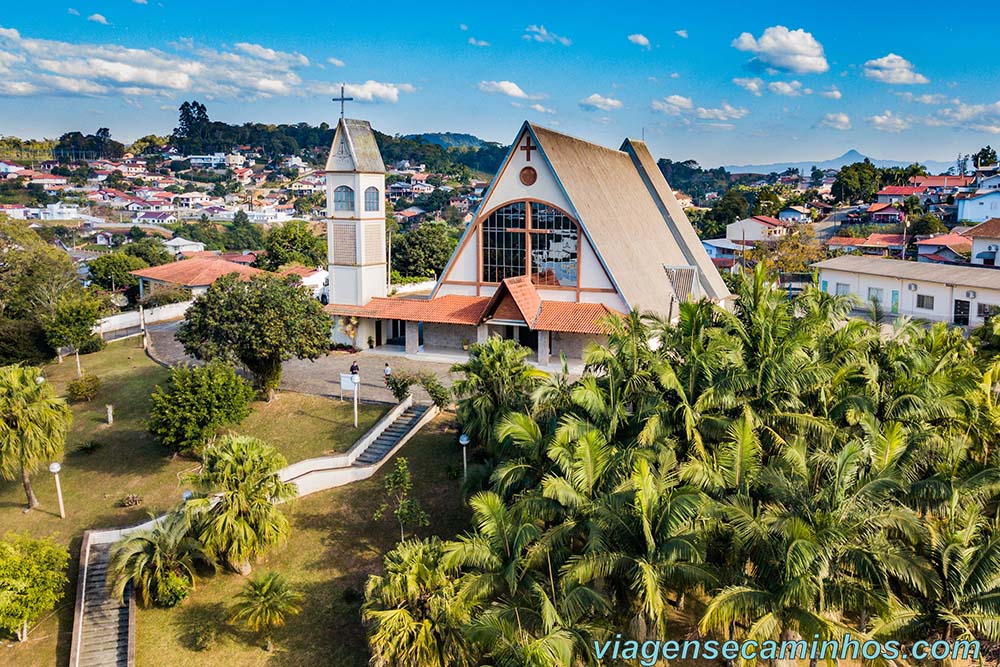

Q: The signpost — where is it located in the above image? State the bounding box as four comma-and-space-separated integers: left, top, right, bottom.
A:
341, 373, 361, 427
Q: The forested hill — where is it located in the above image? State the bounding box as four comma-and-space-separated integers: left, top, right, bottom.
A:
402, 132, 486, 149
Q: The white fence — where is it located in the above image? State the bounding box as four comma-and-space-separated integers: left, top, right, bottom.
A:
94, 300, 193, 340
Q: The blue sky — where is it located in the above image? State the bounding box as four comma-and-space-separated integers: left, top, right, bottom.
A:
1, 1, 998, 167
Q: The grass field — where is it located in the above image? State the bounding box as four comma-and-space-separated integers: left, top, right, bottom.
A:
0, 338, 398, 667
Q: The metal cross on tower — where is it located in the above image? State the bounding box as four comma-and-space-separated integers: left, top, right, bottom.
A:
333, 85, 354, 119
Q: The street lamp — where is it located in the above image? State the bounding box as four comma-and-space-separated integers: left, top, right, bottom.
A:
48, 462, 65, 519
458, 434, 470, 483
181, 490, 193, 503
351, 373, 361, 428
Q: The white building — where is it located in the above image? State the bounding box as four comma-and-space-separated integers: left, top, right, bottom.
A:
726, 215, 790, 242
957, 190, 1000, 223
778, 206, 810, 223
964, 218, 1000, 266
815, 255, 1000, 326
186, 154, 227, 168
162, 236, 206, 254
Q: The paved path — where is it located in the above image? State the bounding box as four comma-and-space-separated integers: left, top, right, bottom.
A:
146, 321, 458, 404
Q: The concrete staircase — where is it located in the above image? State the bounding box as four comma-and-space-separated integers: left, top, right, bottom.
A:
75, 543, 131, 667
354, 405, 428, 466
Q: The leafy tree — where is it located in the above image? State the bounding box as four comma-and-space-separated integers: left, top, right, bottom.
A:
124, 238, 173, 266
374, 458, 429, 541
0, 319, 55, 366
109, 511, 211, 607
972, 145, 997, 167
909, 213, 948, 236
364, 538, 476, 667
147, 362, 256, 455
704, 188, 749, 231
230, 571, 302, 651
0, 217, 78, 321
391, 222, 457, 278
43, 292, 102, 377
0, 365, 71, 509
810, 165, 824, 187
750, 226, 826, 273
86, 252, 147, 293
833, 159, 881, 203
177, 274, 331, 399
226, 210, 265, 250
184, 435, 297, 573
257, 219, 324, 271
0, 534, 69, 641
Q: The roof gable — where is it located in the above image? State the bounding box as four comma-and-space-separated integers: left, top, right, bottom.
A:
481, 276, 542, 324
964, 217, 1000, 238
324, 118, 385, 174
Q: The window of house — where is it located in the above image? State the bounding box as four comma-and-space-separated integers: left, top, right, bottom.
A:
364, 186, 380, 212
334, 185, 354, 211
916, 294, 935, 310
835, 283, 850, 296
868, 287, 884, 303
977, 303, 998, 319
480, 201, 580, 286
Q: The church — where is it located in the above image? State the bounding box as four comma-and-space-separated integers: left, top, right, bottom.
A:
321, 117, 729, 365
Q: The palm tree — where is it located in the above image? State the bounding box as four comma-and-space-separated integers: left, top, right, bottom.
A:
0, 365, 72, 509
230, 571, 302, 651
183, 435, 297, 574
363, 537, 476, 667
451, 337, 548, 455
108, 510, 211, 606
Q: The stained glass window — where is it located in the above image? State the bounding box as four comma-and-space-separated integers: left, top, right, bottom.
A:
480, 201, 579, 287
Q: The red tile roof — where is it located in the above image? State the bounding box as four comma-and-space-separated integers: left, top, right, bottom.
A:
861, 233, 905, 247
877, 186, 926, 196
963, 218, 1000, 238
827, 237, 861, 246
909, 175, 975, 188
534, 301, 615, 334
751, 215, 788, 228
483, 276, 542, 323
131, 257, 263, 287
867, 203, 902, 214
915, 233, 972, 252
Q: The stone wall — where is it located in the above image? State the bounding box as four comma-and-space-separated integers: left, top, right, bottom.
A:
549, 332, 600, 359
423, 322, 477, 349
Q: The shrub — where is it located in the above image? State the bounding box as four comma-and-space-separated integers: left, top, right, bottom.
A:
140, 286, 192, 308
0, 318, 55, 366
67, 374, 101, 402
155, 570, 191, 608
147, 362, 256, 455
385, 371, 418, 402
118, 493, 143, 508
419, 374, 450, 409
77, 334, 105, 355
75, 440, 103, 455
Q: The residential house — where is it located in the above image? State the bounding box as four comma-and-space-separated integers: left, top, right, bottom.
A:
858, 233, 905, 257
915, 233, 971, 264
279, 265, 329, 299
701, 238, 743, 269
977, 174, 1000, 192
0, 204, 27, 219
186, 154, 227, 168
876, 186, 926, 204
825, 236, 863, 254
173, 192, 211, 209
867, 203, 905, 224
725, 215, 790, 242
777, 205, 811, 223
815, 255, 1000, 325
134, 211, 178, 225
957, 191, 1000, 223
162, 236, 206, 255
411, 182, 435, 195
131, 257, 263, 298
964, 218, 1000, 266
393, 206, 427, 226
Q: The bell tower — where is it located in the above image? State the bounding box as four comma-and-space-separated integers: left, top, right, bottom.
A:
324, 117, 387, 306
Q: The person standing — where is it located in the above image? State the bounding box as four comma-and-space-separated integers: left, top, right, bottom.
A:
383, 362, 392, 386
350, 360, 360, 376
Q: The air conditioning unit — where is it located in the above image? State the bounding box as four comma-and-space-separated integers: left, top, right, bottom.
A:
907, 283, 918, 291
989, 245, 998, 252
967, 290, 977, 299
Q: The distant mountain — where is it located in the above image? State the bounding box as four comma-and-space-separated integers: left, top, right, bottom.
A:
722, 150, 954, 176
403, 132, 487, 150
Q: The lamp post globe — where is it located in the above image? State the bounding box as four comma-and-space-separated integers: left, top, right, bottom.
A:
48, 462, 61, 474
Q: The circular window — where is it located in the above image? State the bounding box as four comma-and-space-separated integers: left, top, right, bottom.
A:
519, 166, 537, 186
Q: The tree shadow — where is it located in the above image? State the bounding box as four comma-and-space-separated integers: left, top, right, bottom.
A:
173, 601, 242, 653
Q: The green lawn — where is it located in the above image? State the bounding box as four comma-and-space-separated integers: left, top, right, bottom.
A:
133, 415, 467, 667
0, 338, 395, 667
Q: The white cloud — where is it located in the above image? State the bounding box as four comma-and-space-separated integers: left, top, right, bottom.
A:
477, 80, 543, 100
669, 72, 680, 79
731, 25, 828, 74
87, 13, 110, 25
529, 103, 555, 114
695, 102, 748, 121
863, 53, 929, 85
0, 27, 413, 103
768, 80, 803, 96
627, 33, 651, 50
523, 25, 571, 46
819, 85, 842, 99
868, 110, 910, 132
67, 8, 79, 15
651, 94, 693, 115
818, 112, 851, 130
675, 29, 688, 39
327, 57, 345, 68
459, 24, 468, 31
931, 100, 1000, 133
468, 37, 490, 47
896, 91, 949, 104
133, 0, 148, 4
235, 42, 309, 66
733, 77, 764, 96
579, 93, 622, 111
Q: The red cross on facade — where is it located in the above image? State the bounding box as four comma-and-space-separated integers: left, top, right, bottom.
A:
520, 135, 537, 162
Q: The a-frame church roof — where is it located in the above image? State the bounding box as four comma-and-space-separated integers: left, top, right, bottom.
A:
324, 118, 385, 174
525, 123, 729, 312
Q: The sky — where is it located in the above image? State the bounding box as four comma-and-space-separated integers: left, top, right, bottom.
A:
0, 1, 998, 168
